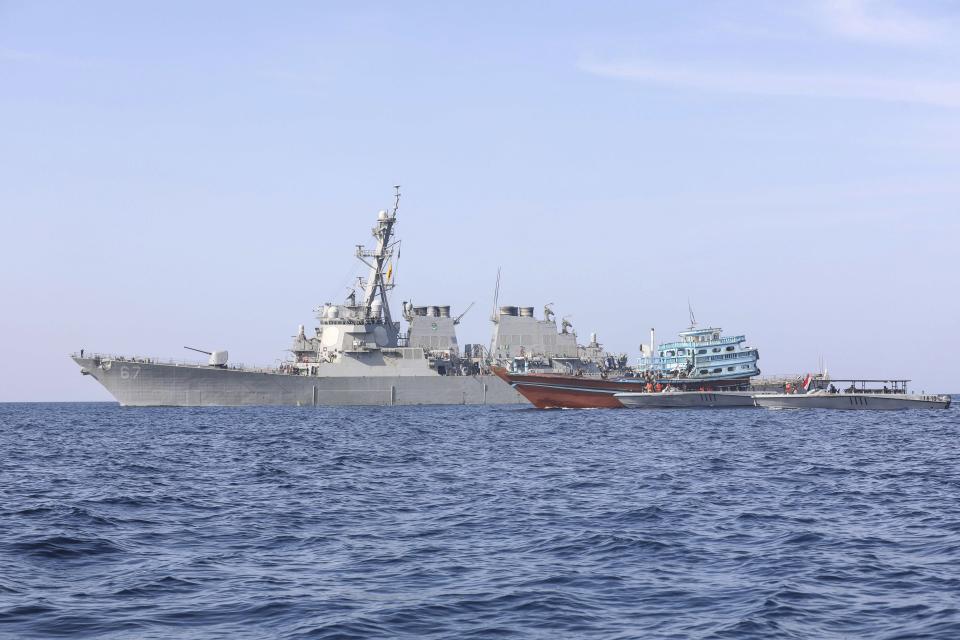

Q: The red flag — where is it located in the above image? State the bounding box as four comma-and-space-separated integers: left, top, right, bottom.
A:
802, 373, 812, 391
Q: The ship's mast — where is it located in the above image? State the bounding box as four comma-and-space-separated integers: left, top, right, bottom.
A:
355, 186, 401, 342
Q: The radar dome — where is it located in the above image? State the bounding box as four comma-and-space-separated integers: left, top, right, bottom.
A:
326, 306, 340, 319
378, 210, 388, 220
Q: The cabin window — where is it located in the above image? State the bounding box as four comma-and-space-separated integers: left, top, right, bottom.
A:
712, 347, 720, 353
677, 349, 686, 355
742, 365, 750, 369
713, 333, 719, 340
713, 368, 722, 373
697, 349, 706, 354
666, 350, 675, 357
727, 366, 734, 371
699, 369, 708, 374
726, 346, 735, 351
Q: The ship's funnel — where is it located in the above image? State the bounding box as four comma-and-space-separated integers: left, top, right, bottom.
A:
414, 306, 427, 316
426, 306, 439, 317
519, 307, 534, 317
500, 306, 519, 317
438, 306, 451, 318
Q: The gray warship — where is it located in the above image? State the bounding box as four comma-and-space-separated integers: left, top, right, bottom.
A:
72, 189, 597, 406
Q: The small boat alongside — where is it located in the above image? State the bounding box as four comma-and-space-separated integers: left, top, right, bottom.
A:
491, 315, 762, 409
753, 379, 951, 410
615, 390, 756, 408
638, 318, 760, 391
490, 366, 644, 408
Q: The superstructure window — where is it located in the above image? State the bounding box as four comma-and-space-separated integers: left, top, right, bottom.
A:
726, 346, 735, 351
727, 366, 734, 371
697, 349, 706, 354
712, 347, 720, 353
699, 369, 708, 374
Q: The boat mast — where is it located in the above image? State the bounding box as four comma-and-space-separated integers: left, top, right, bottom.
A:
488, 266, 501, 359
356, 186, 401, 340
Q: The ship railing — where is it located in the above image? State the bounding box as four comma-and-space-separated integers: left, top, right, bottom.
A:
751, 374, 827, 384
71, 352, 291, 374
638, 351, 757, 367
658, 335, 745, 349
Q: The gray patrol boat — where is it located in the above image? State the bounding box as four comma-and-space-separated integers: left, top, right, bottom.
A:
72, 189, 589, 407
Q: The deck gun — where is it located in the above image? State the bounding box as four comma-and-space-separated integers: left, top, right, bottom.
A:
184, 346, 229, 368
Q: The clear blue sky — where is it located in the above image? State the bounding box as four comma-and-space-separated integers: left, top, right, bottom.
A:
2, 1, 958, 400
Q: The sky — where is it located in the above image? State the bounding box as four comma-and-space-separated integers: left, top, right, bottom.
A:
1, 0, 958, 401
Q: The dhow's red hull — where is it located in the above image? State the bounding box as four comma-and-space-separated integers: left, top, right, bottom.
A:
491, 367, 642, 409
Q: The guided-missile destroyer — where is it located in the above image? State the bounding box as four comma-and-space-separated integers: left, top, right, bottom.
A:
72, 189, 593, 407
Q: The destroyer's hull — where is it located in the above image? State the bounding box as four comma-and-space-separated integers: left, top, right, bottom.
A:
615, 391, 756, 408
74, 357, 524, 407
754, 393, 951, 410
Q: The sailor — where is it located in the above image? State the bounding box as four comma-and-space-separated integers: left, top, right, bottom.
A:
829, 384, 837, 394
80, 348, 84, 358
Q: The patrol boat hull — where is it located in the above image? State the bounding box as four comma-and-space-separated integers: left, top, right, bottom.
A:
753, 393, 951, 410
75, 357, 524, 407
615, 391, 756, 408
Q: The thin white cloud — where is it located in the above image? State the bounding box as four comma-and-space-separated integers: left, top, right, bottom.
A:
0, 48, 107, 70
817, 0, 945, 45
580, 59, 960, 109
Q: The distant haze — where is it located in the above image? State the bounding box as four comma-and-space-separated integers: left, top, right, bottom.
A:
2, 1, 958, 400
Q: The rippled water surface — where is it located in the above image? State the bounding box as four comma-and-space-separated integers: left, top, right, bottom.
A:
2, 402, 959, 639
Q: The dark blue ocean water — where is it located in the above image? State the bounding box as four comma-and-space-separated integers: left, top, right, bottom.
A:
1, 402, 959, 639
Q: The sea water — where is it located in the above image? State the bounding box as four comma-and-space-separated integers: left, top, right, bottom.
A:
1, 402, 958, 639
